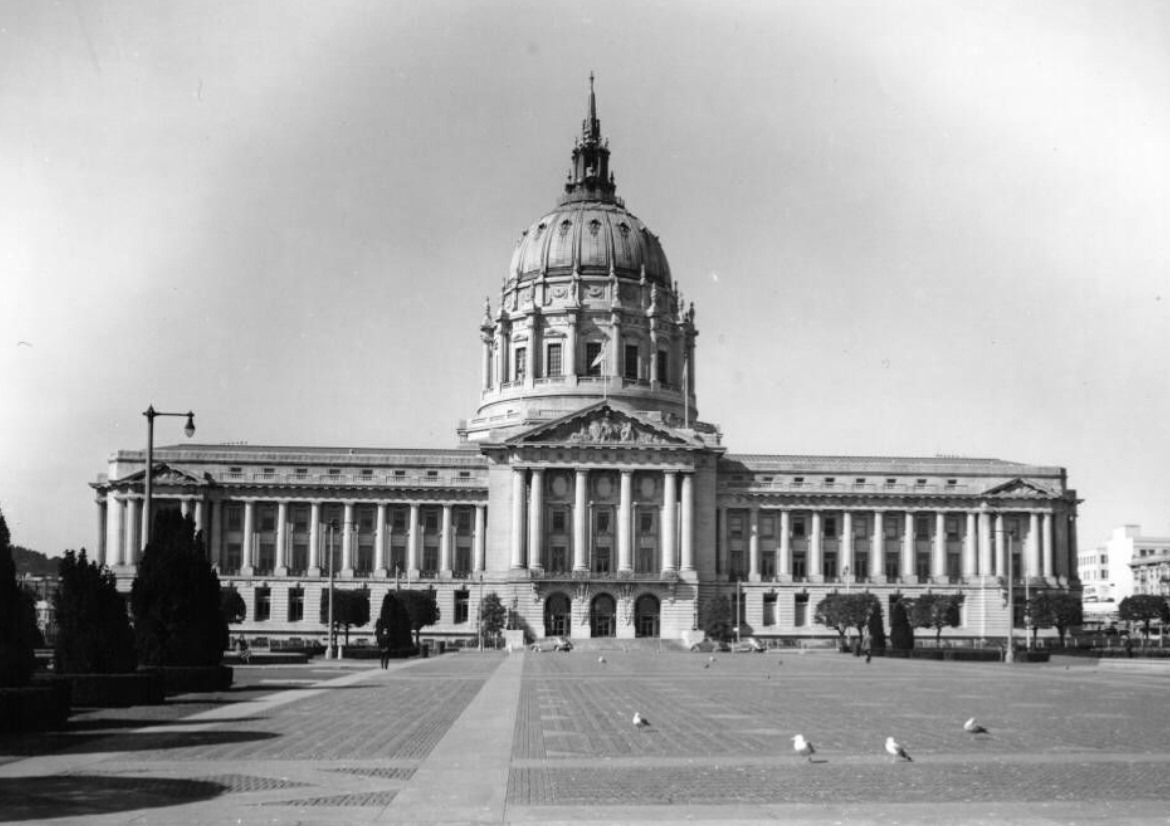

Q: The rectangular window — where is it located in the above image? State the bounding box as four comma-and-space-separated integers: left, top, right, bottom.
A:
885, 478, 897, 489
792, 516, 806, 538
514, 347, 527, 380
550, 545, 568, 573
624, 343, 639, 380
255, 587, 271, 622
551, 509, 567, 534
639, 512, 654, 535
291, 540, 308, 573
794, 593, 809, 627
257, 540, 275, 573
295, 467, 308, 478
593, 545, 612, 574
656, 350, 668, 384
822, 554, 837, 579
456, 509, 472, 534
824, 517, 838, 539
261, 467, 275, 479
259, 506, 276, 533
824, 477, 835, 487
358, 507, 375, 532
853, 516, 868, 538
586, 341, 603, 376
884, 519, 899, 539
546, 342, 562, 377
729, 514, 744, 537
597, 510, 611, 534
292, 506, 310, 532
360, 468, 374, 479
761, 550, 776, 578
792, 552, 807, 579
288, 588, 304, 622
328, 468, 341, 478
454, 590, 469, 624
916, 516, 930, 538
226, 506, 242, 532
760, 516, 775, 539
424, 510, 439, 533
885, 552, 900, 579
793, 477, 805, 488
763, 593, 777, 626
945, 517, 959, 540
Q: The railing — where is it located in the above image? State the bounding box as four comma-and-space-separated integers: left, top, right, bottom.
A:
219, 471, 486, 486
720, 479, 976, 494
534, 376, 567, 386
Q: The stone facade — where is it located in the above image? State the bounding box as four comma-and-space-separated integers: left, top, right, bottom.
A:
90, 79, 1081, 645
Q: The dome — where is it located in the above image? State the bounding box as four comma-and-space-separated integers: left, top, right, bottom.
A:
508, 202, 672, 286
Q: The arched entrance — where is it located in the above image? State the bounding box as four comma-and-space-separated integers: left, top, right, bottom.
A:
590, 594, 616, 638
634, 594, 660, 638
544, 592, 571, 637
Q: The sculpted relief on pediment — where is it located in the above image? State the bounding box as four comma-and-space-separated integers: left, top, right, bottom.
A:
530, 410, 679, 446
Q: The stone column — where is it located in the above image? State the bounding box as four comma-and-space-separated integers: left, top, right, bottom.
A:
209, 500, 223, 568
963, 511, 978, 577
341, 502, 354, 575
1027, 512, 1041, 578
375, 503, 387, 575
524, 313, 539, 389
809, 511, 823, 582
481, 334, 493, 390
309, 502, 321, 574
95, 499, 108, 566
661, 471, 677, 572
978, 510, 992, 576
407, 503, 421, 574
902, 512, 914, 579
107, 497, 124, 566
933, 511, 947, 580
1042, 512, 1054, 579
680, 473, 695, 571
126, 498, 140, 565
573, 470, 588, 571
779, 509, 791, 579
511, 469, 527, 569
193, 499, 205, 538
474, 505, 486, 572
180, 499, 190, 518
995, 514, 1006, 576
871, 511, 884, 579
440, 504, 454, 574
649, 327, 659, 384
617, 469, 633, 572
841, 511, 854, 582
749, 505, 761, 582
566, 312, 579, 380
275, 501, 288, 575
528, 469, 544, 570
241, 501, 255, 574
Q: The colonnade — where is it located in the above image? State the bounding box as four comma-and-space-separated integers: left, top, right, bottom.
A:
507, 466, 695, 573
724, 505, 1060, 582
98, 495, 487, 577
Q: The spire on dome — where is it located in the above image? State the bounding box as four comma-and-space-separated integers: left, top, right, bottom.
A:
563, 72, 617, 204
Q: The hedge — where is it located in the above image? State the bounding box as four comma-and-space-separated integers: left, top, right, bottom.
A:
0, 682, 71, 732
46, 671, 164, 707
159, 665, 233, 694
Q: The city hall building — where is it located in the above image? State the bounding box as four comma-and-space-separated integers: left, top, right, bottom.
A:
91, 81, 1081, 645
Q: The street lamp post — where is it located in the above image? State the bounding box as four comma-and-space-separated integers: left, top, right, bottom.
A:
142, 405, 195, 550
326, 519, 337, 660
1004, 530, 1016, 664
478, 573, 485, 652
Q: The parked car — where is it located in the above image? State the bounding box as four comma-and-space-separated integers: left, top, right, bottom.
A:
530, 636, 573, 652
732, 637, 766, 653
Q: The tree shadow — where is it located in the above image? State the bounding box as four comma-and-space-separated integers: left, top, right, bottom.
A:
1, 727, 278, 758
0, 774, 229, 821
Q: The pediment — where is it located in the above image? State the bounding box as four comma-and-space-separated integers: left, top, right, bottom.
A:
513, 403, 691, 447
115, 463, 208, 488
982, 477, 1056, 498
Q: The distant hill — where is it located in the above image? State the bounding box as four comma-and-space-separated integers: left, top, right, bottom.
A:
12, 546, 59, 577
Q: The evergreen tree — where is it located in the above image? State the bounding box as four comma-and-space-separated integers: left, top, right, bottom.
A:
54, 549, 136, 674
130, 510, 228, 667
1027, 591, 1084, 646
0, 506, 39, 687
376, 592, 414, 651
889, 597, 915, 650
1118, 595, 1170, 641
220, 586, 246, 626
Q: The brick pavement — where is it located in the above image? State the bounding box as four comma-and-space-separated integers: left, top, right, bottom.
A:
1, 651, 1169, 824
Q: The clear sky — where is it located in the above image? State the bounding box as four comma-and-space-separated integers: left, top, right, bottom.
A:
2, 0, 1168, 557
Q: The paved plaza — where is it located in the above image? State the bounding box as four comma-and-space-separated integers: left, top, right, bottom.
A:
2, 650, 1170, 824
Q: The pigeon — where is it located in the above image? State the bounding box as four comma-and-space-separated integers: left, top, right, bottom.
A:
964, 717, 989, 735
632, 712, 650, 728
703, 662, 710, 669
885, 736, 912, 762
598, 656, 606, 664
792, 734, 815, 762
708, 655, 717, 663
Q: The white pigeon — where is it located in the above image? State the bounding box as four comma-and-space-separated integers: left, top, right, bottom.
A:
964, 717, 989, 735
885, 736, 912, 762
598, 656, 606, 664
792, 734, 815, 761
708, 655, 717, 663
632, 712, 650, 728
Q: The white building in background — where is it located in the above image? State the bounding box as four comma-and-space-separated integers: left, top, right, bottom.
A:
89, 79, 1083, 646
1079, 525, 1170, 620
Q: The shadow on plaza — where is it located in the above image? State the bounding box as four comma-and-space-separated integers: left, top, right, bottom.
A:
0, 774, 230, 822
1, 727, 278, 757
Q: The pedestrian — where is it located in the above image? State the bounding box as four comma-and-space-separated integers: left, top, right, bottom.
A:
862, 630, 872, 664
1124, 636, 1134, 659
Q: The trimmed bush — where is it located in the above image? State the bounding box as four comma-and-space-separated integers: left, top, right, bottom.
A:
159, 665, 234, 694
54, 549, 137, 675
0, 682, 71, 732
46, 671, 164, 707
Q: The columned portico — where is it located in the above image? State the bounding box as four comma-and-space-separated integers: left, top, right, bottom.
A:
617, 470, 633, 572
573, 470, 588, 571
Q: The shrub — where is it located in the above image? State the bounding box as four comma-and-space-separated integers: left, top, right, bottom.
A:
0, 507, 39, 687
54, 549, 137, 674
130, 511, 228, 667
889, 598, 915, 651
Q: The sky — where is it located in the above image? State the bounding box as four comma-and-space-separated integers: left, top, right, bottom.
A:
2, 0, 1168, 558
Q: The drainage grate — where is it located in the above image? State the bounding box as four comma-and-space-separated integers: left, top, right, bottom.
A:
326, 767, 415, 780
193, 774, 310, 793
269, 790, 398, 807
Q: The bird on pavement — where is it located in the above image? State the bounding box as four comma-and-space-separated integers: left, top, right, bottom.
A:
885, 736, 913, 762
708, 655, 717, 663
598, 656, 606, 664
632, 712, 650, 728
792, 734, 815, 762
964, 717, 989, 735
